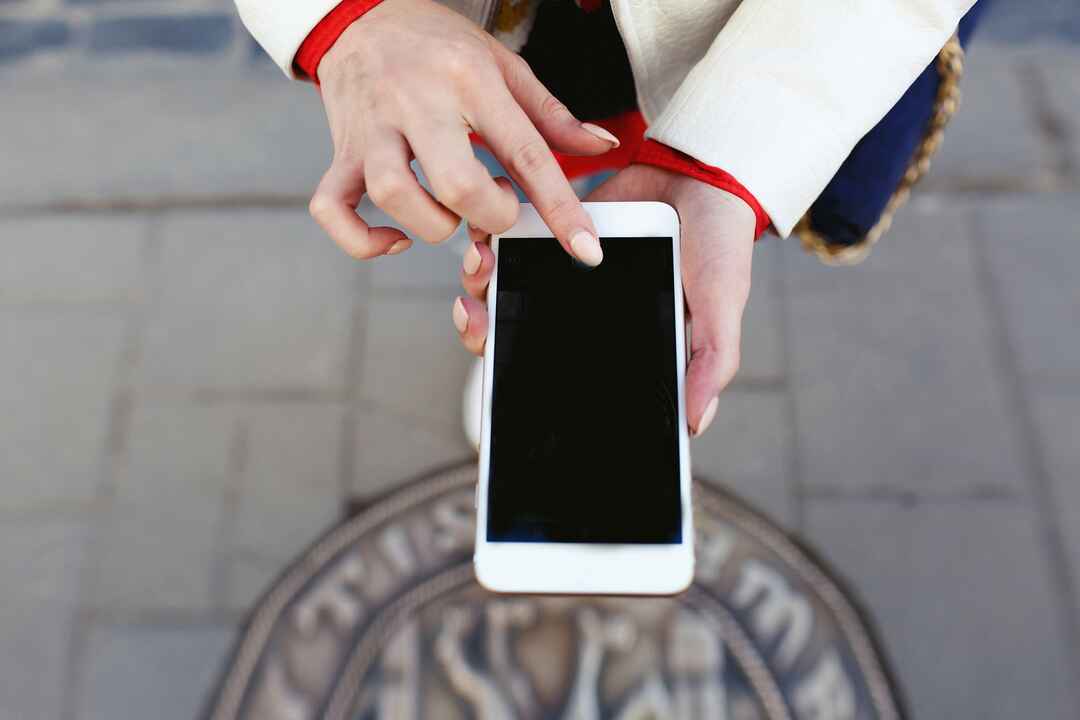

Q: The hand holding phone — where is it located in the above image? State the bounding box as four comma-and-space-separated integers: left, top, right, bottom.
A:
469, 202, 694, 595
457, 165, 756, 437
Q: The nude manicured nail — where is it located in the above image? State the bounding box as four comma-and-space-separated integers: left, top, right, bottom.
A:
463, 242, 482, 275
452, 297, 469, 334
570, 230, 603, 266
386, 238, 411, 256
694, 396, 719, 437
581, 123, 620, 148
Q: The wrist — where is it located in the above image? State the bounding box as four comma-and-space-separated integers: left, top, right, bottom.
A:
633, 140, 770, 239
295, 0, 388, 83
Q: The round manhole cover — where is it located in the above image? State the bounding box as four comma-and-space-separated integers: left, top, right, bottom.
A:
207, 463, 902, 719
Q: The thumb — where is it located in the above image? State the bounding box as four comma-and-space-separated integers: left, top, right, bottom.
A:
683, 232, 753, 437
493, 45, 619, 156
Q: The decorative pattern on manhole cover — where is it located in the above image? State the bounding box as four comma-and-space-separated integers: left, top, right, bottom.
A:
207, 463, 902, 720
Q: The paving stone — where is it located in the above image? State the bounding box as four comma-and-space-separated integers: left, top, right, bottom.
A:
784, 201, 1024, 495
138, 210, 361, 391
359, 294, 474, 430
76, 623, 234, 720
929, 45, 1049, 190
737, 235, 785, 383
0, 308, 125, 511
88, 14, 234, 55
1030, 389, 1080, 617
225, 553, 282, 612
692, 389, 794, 527
90, 403, 237, 612
981, 0, 1080, 43
1040, 48, 1080, 168
806, 498, 1075, 720
352, 408, 469, 501
979, 196, 1080, 381
366, 199, 468, 294
0, 60, 329, 208
0, 520, 85, 720
0, 215, 146, 304
0, 19, 69, 62
231, 403, 345, 562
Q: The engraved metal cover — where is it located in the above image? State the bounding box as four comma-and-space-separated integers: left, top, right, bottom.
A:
206, 463, 902, 720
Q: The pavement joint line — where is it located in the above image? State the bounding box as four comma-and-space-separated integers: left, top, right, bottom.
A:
339, 269, 372, 513
1017, 58, 1078, 183
214, 417, 250, 613
970, 207, 1080, 702
59, 211, 161, 720
774, 242, 806, 534
0, 183, 1078, 221
801, 485, 1022, 505
77, 606, 248, 628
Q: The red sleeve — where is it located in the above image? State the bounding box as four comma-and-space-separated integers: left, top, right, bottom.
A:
634, 139, 771, 239
294, 0, 385, 82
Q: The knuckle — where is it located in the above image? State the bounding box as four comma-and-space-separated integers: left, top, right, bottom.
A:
308, 192, 333, 225
510, 138, 551, 177
366, 170, 411, 208
539, 92, 569, 122
442, 39, 487, 80
331, 146, 365, 176
435, 174, 482, 209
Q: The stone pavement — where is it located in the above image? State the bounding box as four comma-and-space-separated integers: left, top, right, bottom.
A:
2, 2, 1080, 718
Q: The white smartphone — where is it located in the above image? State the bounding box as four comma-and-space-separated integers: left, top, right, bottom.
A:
474, 201, 694, 595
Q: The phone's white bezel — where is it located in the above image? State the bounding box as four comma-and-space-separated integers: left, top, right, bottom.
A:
474, 201, 693, 595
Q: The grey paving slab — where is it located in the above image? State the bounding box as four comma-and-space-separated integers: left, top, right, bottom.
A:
1030, 389, 1080, 617
363, 198, 469, 294
979, 195, 1080, 382
90, 403, 237, 612
352, 408, 469, 501
231, 403, 345, 562
805, 498, 1075, 720
0, 520, 85, 720
0, 60, 327, 208
736, 236, 785, 384
784, 200, 1025, 495
225, 553, 282, 612
137, 209, 361, 391
359, 294, 475, 430
76, 623, 234, 720
929, 45, 1050, 190
0, 307, 125, 511
88, 14, 235, 55
692, 389, 795, 527
1039, 48, 1080, 170
0, 215, 146, 304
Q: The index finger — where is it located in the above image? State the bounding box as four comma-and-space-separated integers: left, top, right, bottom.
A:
468, 89, 603, 266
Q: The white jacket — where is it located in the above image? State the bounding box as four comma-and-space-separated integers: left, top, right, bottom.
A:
236, 0, 975, 236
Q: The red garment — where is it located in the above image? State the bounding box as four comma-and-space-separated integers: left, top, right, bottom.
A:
294, 0, 771, 238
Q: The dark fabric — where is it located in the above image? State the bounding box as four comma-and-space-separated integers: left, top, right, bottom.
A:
807, 1, 986, 246
522, 0, 986, 246
520, 0, 637, 121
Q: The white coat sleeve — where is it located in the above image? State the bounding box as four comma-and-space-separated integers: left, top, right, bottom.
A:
640, 0, 977, 236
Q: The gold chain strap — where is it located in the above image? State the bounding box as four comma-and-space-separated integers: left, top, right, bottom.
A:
795, 34, 965, 266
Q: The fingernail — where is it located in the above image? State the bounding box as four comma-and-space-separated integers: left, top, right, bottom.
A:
463, 242, 482, 275
570, 230, 603, 267
386, 238, 411, 256
693, 396, 719, 437
452, 297, 469, 334
582, 123, 620, 148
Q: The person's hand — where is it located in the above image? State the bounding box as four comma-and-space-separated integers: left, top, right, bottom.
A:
310, 0, 618, 263
452, 164, 756, 437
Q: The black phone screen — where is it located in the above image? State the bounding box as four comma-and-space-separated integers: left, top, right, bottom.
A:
486, 237, 682, 544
